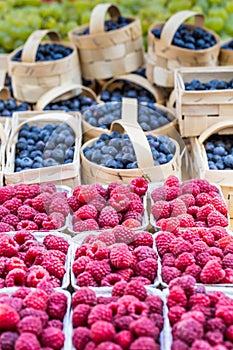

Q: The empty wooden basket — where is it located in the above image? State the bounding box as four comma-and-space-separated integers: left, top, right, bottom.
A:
69, 3, 144, 80
8, 29, 81, 103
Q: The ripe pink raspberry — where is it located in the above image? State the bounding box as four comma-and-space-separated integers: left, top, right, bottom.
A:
94, 183, 108, 198
130, 316, 159, 339
41, 327, 65, 349
77, 185, 99, 204
196, 204, 215, 221
91, 321, 115, 344
41, 256, 65, 280
0, 303, 20, 330
165, 175, 180, 187
123, 210, 142, 222
171, 239, 193, 257
67, 195, 81, 212
108, 193, 129, 212
211, 196, 228, 215
95, 342, 122, 350
122, 219, 141, 228
26, 266, 50, 287
162, 253, 175, 267
145, 295, 163, 314
15, 332, 40, 350
200, 260, 225, 284
0, 186, 15, 204
1, 214, 20, 228
156, 217, 179, 234
187, 206, 199, 216
112, 281, 127, 297
205, 330, 223, 346
167, 286, 187, 308
184, 264, 201, 281
112, 225, 135, 244
5, 257, 26, 273
151, 200, 170, 220
124, 280, 147, 300
0, 222, 15, 232
46, 212, 65, 229
115, 330, 133, 350
161, 266, 181, 285
13, 230, 35, 245
113, 315, 133, 331
175, 252, 195, 272
86, 260, 111, 285
72, 327, 91, 350
130, 177, 148, 196
177, 214, 195, 227
155, 232, 175, 256
175, 318, 204, 345
32, 192, 52, 212
3, 198, 22, 215
110, 185, 131, 198
24, 289, 48, 311
86, 241, 109, 260
71, 288, 97, 308
32, 213, 48, 228
171, 340, 189, 350
189, 293, 211, 308
48, 198, 70, 217
181, 182, 200, 197
128, 199, 144, 214
129, 337, 159, 350
207, 211, 228, 227
220, 268, 233, 284
0, 235, 18, 257
190, 340, 212, 349
73, 219, 99, 232
205, 318, 226, 333
97, 231, 116, 246
168, 305, 186, 325
40, 182, 56, 194
19, 308, 48, 328
195, 193, 212, 207
17, 205, 36, 220
212, 226, 229, 240
101, 273, 124, 287
72, 304, 91, 328
132, 231, 153, 248
72, 256, 91, 276
0, 331, 18, 349
16, 221, 38, 231
135, 258, 158, 282
178, 194, 195, 208
17, 316, 42, 335
43, 234, 69, 254
75, 205, 98, 221
0, 205, 10, 218
170, 198, 187, 217
110, 245, 133, 269
87, 304, 112, 326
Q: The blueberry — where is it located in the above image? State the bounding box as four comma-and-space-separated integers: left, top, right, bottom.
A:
65, 135, 75, 147
42, 158, 59, 167
19, 150, 29, 158
32, 162, 41, 169
30, 150, 42, 158
36, 140, 45, 150
20, 157, 33, 168
126, 162, 138, 169
45, 141, 56, 150
51, 149, 65, 163
224, 154, 233, 168
15, 158, 21, 167
65, 149, 74, 160
213, 146, 226, 156
16, 141, 27, 151
43, 150, 52, 159
16, 167, 22, 172
106, 159, 123, 169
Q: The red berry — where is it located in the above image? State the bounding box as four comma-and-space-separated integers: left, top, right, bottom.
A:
113, 225, 135, 244
15, 332, 40, 350
207, 211, 228, 227
132, 231, 153, 248
110, 245, 133, 269
0, 331, 18, 349
24, 289, 48, 311
175, 318, 204, 345
87, 304, 112, 326
98, 206, 120, 228
135, 258, 158, 282
41, 327, 65, 350
151, 200, 170, 220
124, 280, 147, 301
75, 205, 98, 221
165, 175, 180, 187
72, 304, 91, 328
72, 327, 91, 350
200, 260, 225, 284
130, 177, 148, 196
129, 337, 159, 350
71, 288, 97, 308
91, 321, 115, 344
17, 316, 42, 335
43, 234, 69, 254
0, 303, 20, 331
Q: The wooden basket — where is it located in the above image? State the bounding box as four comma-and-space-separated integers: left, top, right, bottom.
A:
191, 121, 233, 218
68, 3, 144, 80
33, 83, 98, 111
81, 98, 181, 184
4, 111, 82, 187
175, 66, 233, 138
146, 11, 220, 88
219, 39, 233, 65
8, 29, 81, 103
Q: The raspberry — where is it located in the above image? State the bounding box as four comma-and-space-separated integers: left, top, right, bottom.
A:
77, 271, 96, 287
86, 241, 109, 260
72, 327, 91, 350
195, 193, 212, 207
17, 315, 42, 335
196, 204, 215, 221
41, 327, 65, 350
98, 231, 116, 246
129, 337, 159, 350
47, 319, 63, 330
0, 331, 18, 349
218, 236, 233, 250
130, 177, 148, 196
175, 252, 195, 271
118, 268, 134, 282
132, 231, 153, 248
67, 195, 81, 212
32, 193, 52, 212
101, 273, 124, 287
47, 291, 67, 320
13, 230, 35, 245
40, 182, 56, 194
171, 340, 189, 350
211, 196, 228, 215
155, 232, 175, 256
205, 330, 223, 346
72, 304, 91, 328
12, 287, 30, 299
0, 186, 15, 204
73, 219, 99, 232
87, 304, 112, 326
113, 316, 133, 331
151, 200, 170, 220
47, 249, 66, 264
86, 260, 111, 284
107, 182, 121, 196
48, 212, 66, 229
112, 281, 127, 297
145, 295, 163, 314
179, 194, 195, 208
0, 303, 20, 330
16, 221, 38, 231
161, 266, 181, 285
170, 198, 187, 217
71, 288, 97, 308
124, 280, 147, 301
181, 182, 200, 197
41, 256, 66, 280
124, 210, 142, 223
98, 206, 119, 228
3, 198, 22, 215
172, 239, 193, 257
190, 340, 212, 350
48, 198, 70, 217
226, 325, 233, 342
222, 254, 233, 269
109, 193, 130, 212
77, 185, 100, 204
73, 256, 91, 276
128, 199, 144, 214
0, 222, 15, 232
15, 332, 40, 350
24, 289, 48, 311
184, 264, 201, 281
130, 316, 159, 339
96, 342, 122, 350
189, 294, 211, 308
110, 245, 133, 269
122, 219, 141, 228
2, 214, 20, 228
110, 185, 131, 198
112, 226, 134, 244
220, 268, 233, 284
43, 234, 69, 254
6, 257, 26, 272
135, 258, 158, 282
197, 179, 219, 193
206, 318, 226, 333
134, 246, 157, 261
91, 321, 115, 344
156, 217, 179, 234
115, 330, 133, 350
165, 175, 180, 187
5, 268, 26, 287
187, 206, 199, 215
17, 205, 36, 220
168, 306, 186, 325
176, 318, 204, 345
0, 236, 18, 257
0, 205, 10, 219
177, 214, 195, 227
75, 205, 98, 221
24, 245, 47, 266
207, 211, 228, 227
168, 286, 187, 308
200, 260, 225, 284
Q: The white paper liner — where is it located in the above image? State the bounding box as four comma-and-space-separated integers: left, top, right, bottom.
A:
69, 286, 169, 350
0, 287, 71, 350
70, 230, 160, 291
0, 231, 72, 290
67, 190, 149, 237
148, 182, 231, 231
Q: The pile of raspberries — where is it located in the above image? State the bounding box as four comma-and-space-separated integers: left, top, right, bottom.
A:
71, 282, 164, 350
151, 176, 229, 230
0, 286, 67, 350
72, 228, 157, 287
168, 275, 233, 350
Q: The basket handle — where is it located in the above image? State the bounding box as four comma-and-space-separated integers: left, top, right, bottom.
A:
110, 99, 154, 169
198, 121, 233, 145
101, 74, 159, 101
35, 84, 97, 111
121, 97, 138, 124
160, 11, 205, 47
89, 3, 121, 34
21, 29, 61, 63
8, 112, 79, 149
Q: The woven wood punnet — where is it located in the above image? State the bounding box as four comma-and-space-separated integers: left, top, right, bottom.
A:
81, 98, 181, 184
4, 111, 82, 187
8, 30, 81, 103
191, 121, 233, 218
219, 39, 233, 65
69, 3, 144, 80
146, 11, 220, 88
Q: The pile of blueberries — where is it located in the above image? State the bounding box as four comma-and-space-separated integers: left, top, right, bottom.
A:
184, 78, 233, 90
12, 43, 73, 62
15, 123, 75, 172
83, 132, 175, 169
83, 102, 172, 132
44, 94, 98, 113
221, 40, 233, 50
0, 99, 30, 117
152, 24, 217, 50
79, 16, 131, 35
205, 135, 233, 170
